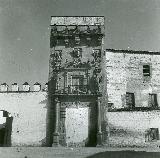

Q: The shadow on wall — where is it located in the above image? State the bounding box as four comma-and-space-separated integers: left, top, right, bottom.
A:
0, 110, 13, 147
86, 151, 160, 158
40, 137, 47, 147
39, 95, 48, 146
39, 95, 48, 109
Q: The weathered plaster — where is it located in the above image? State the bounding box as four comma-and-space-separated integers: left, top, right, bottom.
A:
0, 92, 47, 146
106, 50, 160, 109
51, 16, 104, 25
108, 111, 160, 147
106, 50, 160, 147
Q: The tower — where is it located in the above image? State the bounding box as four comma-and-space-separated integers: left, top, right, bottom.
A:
47, 16, 107, 147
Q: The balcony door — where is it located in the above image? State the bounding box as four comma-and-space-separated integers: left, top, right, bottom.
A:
71, 75, 84, 94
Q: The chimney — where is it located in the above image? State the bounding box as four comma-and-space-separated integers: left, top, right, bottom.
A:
1, 83, 8, 92
33, 82, 41, 91
22, 82, 30, 92
11, 83, 19, 91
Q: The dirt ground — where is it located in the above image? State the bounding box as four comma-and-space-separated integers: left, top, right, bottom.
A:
1, 147, 160, 158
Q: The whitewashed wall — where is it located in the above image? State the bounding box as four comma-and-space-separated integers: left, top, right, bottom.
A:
0, 92, 47, 146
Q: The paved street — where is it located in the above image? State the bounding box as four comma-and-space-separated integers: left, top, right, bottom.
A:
1, 147, 160, 158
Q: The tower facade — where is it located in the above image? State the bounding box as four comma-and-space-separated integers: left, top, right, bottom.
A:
47, 16, 107, 147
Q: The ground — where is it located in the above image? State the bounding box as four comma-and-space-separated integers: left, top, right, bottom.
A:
1, 147, 160, 158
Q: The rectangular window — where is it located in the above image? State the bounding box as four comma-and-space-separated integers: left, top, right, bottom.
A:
145, 128, 159, 142
72, 75, 84, 86
126, 92, 135, 108
143, 65, 150, 77
149, 94, 158, 108
64, 70, 89, 94
71, 75, 84, 94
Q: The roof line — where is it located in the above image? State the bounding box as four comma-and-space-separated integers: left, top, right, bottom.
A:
105, 49, 160, 55
51, 16, 105, 17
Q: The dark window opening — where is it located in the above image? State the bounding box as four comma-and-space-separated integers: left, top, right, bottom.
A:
149, 94, 158, 108
145, 128, 159, 142
0, 127, 5, 146
0, 111, 13, 147
143, 65, 150, 77
126, 92, 135, 108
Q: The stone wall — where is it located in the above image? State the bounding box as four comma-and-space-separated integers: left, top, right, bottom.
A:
106, 49, 160, 147
106, 50, 160, 109
48, 16, 105, 147
0, 91, 47, 146
0, 91, 92, 147
51, 16, 104, 26
108, 111, 160, 147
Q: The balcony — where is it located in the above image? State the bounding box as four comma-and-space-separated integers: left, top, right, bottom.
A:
64, 85, 88, 94
54, 85, 102, 96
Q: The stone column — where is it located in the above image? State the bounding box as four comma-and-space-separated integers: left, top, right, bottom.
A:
52, 97, 60, 147
101, 104, 109, 145
97, 97, 102, 146
60, 105, 66, 146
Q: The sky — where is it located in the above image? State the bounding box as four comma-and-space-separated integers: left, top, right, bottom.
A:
0, 0, 160, 88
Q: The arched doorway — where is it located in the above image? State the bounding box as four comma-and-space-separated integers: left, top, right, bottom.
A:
0, 110, 13, 147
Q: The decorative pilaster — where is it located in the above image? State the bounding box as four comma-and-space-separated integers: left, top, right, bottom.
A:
59, 105, 67, 146
52, 97, 60, 147
97, 97, 103, 146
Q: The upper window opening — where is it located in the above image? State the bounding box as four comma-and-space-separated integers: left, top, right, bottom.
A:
126, 92, 135, 108
143, 65, 150, 77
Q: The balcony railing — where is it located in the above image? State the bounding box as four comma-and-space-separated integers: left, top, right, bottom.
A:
54, 85, 101, 95
64, 85, 88, 94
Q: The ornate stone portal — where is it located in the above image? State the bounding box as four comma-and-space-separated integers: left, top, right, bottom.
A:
47, 16, 108, 147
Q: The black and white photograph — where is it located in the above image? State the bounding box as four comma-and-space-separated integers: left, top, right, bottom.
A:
0, 0, 160, 157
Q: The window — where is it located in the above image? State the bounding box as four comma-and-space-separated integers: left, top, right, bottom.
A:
71, 75, 84, 94
145, 128, 159, 142
126, 92, 135, 108
149, 94, 158, 108
143, 65, 150, 77
72, 75, 84, 86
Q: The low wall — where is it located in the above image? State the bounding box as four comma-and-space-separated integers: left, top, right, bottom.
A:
108, 111, 160, 147
0, 92, 47, 146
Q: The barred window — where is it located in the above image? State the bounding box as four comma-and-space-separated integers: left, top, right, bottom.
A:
143, 65, 150, 77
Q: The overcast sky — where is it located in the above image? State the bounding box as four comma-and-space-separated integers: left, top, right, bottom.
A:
0, 0, 160, 87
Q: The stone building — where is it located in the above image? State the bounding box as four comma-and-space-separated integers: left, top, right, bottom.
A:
1, 16, 160, 148
47, 16, 108, 147
106, 49, 160, 147
0, 83, 47, 146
